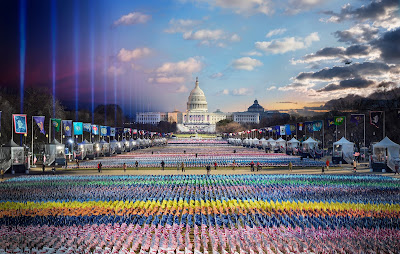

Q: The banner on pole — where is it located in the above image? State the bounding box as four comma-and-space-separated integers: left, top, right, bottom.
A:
305, 121, 313, 133
62, 120, 72, 136
83, 123, 91, 132
73, 122, 83, 135
350, 114, 364, 125
370, 111, 382, 128
91, 125, 99, 135
51, 118, 61, 132
327, 118, 335, 128
297, 122, 304, 131
312, 120, 323, 131
33, 116, 46, 135
13, 114, 27, 134
280, 126, 286, 136
110, 127, 116, 137
334, 116, 345, 126
285, 124, 291, 135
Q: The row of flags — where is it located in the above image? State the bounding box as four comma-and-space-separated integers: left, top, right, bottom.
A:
10, 114, 145, 137
230, 112, 385, 136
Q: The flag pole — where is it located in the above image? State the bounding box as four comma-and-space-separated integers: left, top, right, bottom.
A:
31, 116, 34, 165
61, 120, 63, 144
363, 114, 366, 148
383, 111, 385, 138
49, 119, 51, 143
345, 116, 347, 139
11, 115, 14, 141
322, 120, 325, 149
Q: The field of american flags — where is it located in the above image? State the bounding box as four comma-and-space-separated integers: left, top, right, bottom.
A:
0, 174, 400, 253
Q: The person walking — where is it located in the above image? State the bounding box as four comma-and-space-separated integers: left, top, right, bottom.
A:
97, 163, 100, 173
232, 160, 236, 170
250, 161, 255, 172
206, 165, 211, 176
257, 162, 261, 172
353, 160, 357, 173
76, 159, 79, 169
1, 169, 4, 179
135, 161, 139, 170
181, 162, 185, 172
322, 165, 325, 174
42, 163, 45, 173
214, 161, 217, 170
52, 166, 56, 175
161, 160, 165, 171
123, 163, 127, 173
326, 159, 330, 171
99, 162, 102, 173
289, 162, 293, 172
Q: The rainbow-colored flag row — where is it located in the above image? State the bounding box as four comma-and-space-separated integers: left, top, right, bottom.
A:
0, 174, 399, 253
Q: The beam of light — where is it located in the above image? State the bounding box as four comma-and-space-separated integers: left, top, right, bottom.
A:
19, 0, 26, 114
90, 1, 95, 123
113, 61, 117, 126
51, 0, 57, 118
74, 0, 80, 121
103, 11, 107, 125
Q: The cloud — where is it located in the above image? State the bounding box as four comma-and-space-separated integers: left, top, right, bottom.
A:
107, 65, 125, 76
200, 0, 274, 16
255, 32, 319, 54
113, 12, 151, 27
244, 51, 263, 56
292, 44, 378, 64
317, 78, 375, 92
232, 87, 254, 96
217, 89, 230, 95
182, 29, 240, 46
149, 57, 203, 84
266, 28, 287, 38
266, 86, 276, 90
286, 0, 326, 15
209, 72, 224, 79
295, 62, 394, 82
176, 85, 189, 93
117, 48, 151, 62
373, 28, 400, 63
232, 57, 263, 71
277, 101, 298, 104
321, 0, 400, 30
164, 18, 203, 33
334, 24, 379, 44
278, 82, 315, 91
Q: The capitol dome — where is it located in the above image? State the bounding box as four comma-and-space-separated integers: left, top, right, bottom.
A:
187, 77, 208, 113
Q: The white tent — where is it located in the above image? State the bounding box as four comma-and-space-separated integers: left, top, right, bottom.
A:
259, 138, 266, 147
333, 137, 354, 163
265, 138, 276, 148
275, 137, 286, 149
302, 137, 318, 150
252, 138, 259, 147
373, 137, 400, 164
287, 138, 300, 149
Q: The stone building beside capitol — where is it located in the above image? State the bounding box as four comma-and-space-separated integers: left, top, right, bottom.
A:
136, 77, 286, 133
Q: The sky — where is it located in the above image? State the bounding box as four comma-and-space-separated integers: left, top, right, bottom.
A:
1, 0, 400, 118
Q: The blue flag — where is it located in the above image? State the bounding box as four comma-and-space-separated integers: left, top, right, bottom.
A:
100, 126, 109, 136
33, 116, 46, 135
110, 127, 116, 137
62, 120, 72, 136
13, 114, 27, 134
312, 120, 323, 131
274, 125, 280, 135
91, 125, 99, 135
73, 122, 83, 135
305, 121, 314, 133
285, 124, 291, 135
83, 123, 91, 132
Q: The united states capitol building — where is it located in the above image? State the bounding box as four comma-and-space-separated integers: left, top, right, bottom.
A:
136, 78, 287, 133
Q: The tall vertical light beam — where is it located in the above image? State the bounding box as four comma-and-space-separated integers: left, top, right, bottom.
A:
19, 0, 26, 114
74, 0, 80, 121
90, 1, 95, 123
51, 0, 57, 117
